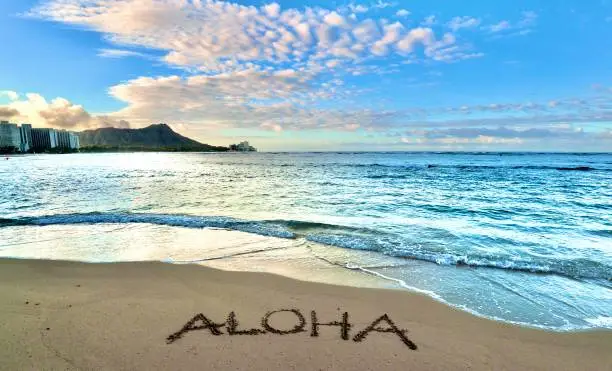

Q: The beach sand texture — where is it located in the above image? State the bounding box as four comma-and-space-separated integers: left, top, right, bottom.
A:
1, 259, 610, 370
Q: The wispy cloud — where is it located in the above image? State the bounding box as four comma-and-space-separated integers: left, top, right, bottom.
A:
396, 9, 410, 17
97, 49, 148, 59
487, 11, 537, 37
447, 16, 481, 32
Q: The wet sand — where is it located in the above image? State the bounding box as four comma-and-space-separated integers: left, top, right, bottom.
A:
0, 258, 610, 370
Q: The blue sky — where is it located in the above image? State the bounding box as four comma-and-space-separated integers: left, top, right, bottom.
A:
1, 0, 611, 151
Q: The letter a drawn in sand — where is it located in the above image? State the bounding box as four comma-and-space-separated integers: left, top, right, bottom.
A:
166, 313, 226, 344
353, 314, 417, 350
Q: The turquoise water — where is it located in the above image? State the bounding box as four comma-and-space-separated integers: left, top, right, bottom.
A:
1, 152, 611, 330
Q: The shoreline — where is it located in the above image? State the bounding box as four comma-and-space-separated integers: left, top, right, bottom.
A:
1, 258, 610, 370
0, 222, 609, 332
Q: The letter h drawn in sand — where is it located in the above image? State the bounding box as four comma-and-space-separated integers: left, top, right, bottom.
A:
310, 311, 351, 340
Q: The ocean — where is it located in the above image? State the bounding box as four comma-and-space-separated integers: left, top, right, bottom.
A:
1, 152, 610, 330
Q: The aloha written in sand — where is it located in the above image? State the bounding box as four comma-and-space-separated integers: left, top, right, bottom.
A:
167, 309, 417, 350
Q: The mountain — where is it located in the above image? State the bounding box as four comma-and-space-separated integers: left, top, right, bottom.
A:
78, 124, 228, 152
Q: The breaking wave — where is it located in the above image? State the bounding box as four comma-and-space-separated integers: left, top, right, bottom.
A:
2, 212, 610, 281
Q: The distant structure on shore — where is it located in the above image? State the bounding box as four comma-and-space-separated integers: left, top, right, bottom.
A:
0, 121, 80, 153
229, 141, 257, 152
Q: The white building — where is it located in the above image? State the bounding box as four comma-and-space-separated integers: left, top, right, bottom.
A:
19, 124, 32, 152
237, 141, 251, 151
69, 132, 80, 149
1, 123, 79, 152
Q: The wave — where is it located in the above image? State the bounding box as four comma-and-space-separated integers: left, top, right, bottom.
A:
305, 233, 611, 281
443, 165, 598, 171
555, 166, 594, 171
210, 161, 608, 172
345, 265, 608, 331
1, 213, 296, 239
2, 212, 610, 281
358, 164, 603, 172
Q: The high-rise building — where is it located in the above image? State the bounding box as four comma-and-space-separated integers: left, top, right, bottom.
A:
19, 124, 33, 152
53, 130, 80, 150
69, 132, 80, 149
0, 121, 21, 151
1, 123, 79, 153
31, 128, 59, 151
56, 130, 71, 149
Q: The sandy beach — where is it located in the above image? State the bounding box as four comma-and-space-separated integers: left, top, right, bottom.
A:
0, 258, 610, 370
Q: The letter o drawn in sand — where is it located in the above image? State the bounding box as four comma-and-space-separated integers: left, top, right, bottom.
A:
261, 309, 307, 335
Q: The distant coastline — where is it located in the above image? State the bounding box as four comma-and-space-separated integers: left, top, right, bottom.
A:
1, 122, 257, 154
78, 145, 228, 153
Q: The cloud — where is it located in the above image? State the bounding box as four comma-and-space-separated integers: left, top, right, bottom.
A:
372, 1, 395, 10
488, 11, 537, 36
447, 16, 481, 32
104, 70, 400, 133
30, 0, 469, 71
348, 4, 369, 14
24, 1, 557, 150
418, 126, 584, 140
260, 121, 283, 132
397, 28, 435, 53
263, 3, 281, 18
398, 124, 612, 150
0, 91, 19, 101
421, 15, 437, 26
489, 20, 511, 33
323, 11, 347, 27
396, 9, 410, 17
26, 0, 492, 143
0, 107, 19, 119
97, 49, 148, 58
400, 135, 522, 146
1, 93, 130, 130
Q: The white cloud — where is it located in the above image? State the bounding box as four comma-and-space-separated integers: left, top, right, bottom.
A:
447, 16, 481, 32
396, 9, 410, 17
100, 68, 406, 135
26, 0, 545, 147
489, 21, 511, 33
349, 4, 369, 14
260, 121, 283, 132
371, 22, 404, 56
488, 11, 537, 36
372, 1, 395, 10
263, 3, 281, 18
0, 91, 19, 101
323, 11, 347, 27
30, 0, 465, 72
421, 15, 437, 26
396, 28, 435, 53
97, 49, 147, 58
1, 92, 129, 130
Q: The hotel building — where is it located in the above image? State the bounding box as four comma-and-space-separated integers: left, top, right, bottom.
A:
0, 121, 80, 153
0, 121, 21, 151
